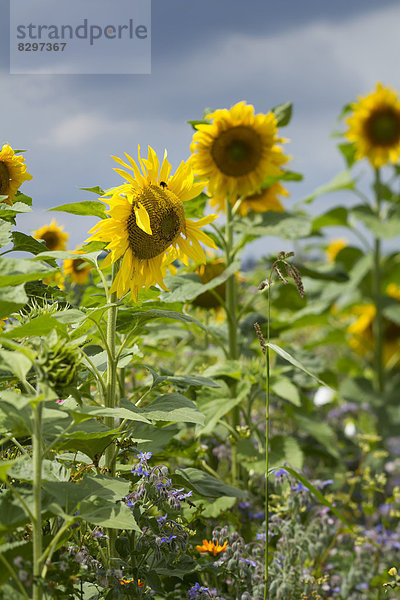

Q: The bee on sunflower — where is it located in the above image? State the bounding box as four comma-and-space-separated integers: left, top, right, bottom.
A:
0, 143, 32, 205
346, 82, 400, 167
86, 146, 218, 301
33, 219, 69, 251
190, 101, 289, 213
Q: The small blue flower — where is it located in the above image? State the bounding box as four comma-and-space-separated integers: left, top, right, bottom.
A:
137, 451, 152, 461
131, 464, 150, 476
157, 513, 168, 523
291, 482, 308, 492
256, 533, 266, 542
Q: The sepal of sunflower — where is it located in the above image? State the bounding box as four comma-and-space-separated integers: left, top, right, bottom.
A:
87, 146, 219, 301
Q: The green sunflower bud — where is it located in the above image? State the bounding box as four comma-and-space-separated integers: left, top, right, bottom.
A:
37, 331, 81, 397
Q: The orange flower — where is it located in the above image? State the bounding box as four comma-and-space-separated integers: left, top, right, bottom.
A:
196, 539, 228, 556
120, 578, 144, 587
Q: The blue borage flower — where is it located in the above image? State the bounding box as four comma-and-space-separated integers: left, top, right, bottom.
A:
188, 582, 210, 599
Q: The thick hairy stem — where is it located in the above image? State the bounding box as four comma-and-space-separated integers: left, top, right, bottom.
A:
373, 169, 384, 393
225, 199, 240, 486
32, 401, 43, 600
104, 261, 119, 561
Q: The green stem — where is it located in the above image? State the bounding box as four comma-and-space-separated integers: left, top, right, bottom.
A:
104, 261, 119, 562
225, 199, 240, 487
32, 401, 43, 600
263, 277, 271, 600
373, 168, 384, 393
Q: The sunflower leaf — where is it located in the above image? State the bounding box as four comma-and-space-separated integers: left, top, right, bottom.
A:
49, 201, 106, 219
272, 102, 293, 127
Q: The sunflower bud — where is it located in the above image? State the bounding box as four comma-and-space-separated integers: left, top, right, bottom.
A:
36, 331, 81, 397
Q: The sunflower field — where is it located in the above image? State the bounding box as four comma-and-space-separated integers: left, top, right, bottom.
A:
1, 86, 400, 600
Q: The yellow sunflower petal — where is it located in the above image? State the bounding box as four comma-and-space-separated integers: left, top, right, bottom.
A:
134, 202, 152, 235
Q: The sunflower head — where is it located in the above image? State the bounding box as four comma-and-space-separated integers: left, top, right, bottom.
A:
237, 183, 287, 216
63, 249, 93, 285
346, 83, 400, 167
193, 258, 227, 308
325, 238, 348, 263
0, 143, 32, 205
190, 101, 289, 212
87, 146, 218, 301
33, 219, 69, 251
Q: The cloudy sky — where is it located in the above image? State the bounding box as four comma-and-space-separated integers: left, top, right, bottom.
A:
1, 0, 400, 258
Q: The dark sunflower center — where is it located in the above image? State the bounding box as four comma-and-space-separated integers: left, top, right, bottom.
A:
72, 258, 85, 273
211, 125, 262, 177
127, 185, 185, 260
0, 162, 10, 195
365, 108, 400, 146
40, 231, 60, 251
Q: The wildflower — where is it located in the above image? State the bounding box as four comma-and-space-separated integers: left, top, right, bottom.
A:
188, 582, 210, 599
388, 567, 397, 576
190, 101, 289, 212
33, 219, 69, 251
325, 238, 347, 262
196, 539, 228, 557
120, 578, 144, 587
131, 464, 150, 477
137, 450, 152, 461
63, 249, 92, 284
86, 146, 218, 301
346, 82, 400, 167
0, 143, 32, 205
157, 513, 168, 523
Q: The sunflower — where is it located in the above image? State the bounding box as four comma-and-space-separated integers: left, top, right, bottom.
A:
325, 238, 347, 262
86, 146, 218, 301
196, 539, 228, 557
0, 143, 32, 205
238, 183, 287, 216
190, 101, 289, 211
347, 303, 400, 366
63, 249, 93, 285
193, 258, 227, 309
346, 83, 400, 167
33, 219, 69, 251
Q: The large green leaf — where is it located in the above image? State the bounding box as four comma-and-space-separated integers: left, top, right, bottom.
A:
0, 202, 32, 218
269, 435, 304, 469
312, 206, 348, 232
67, 404, 151, 425
0, 349, 32, 380
2, 314, 67, 339
161, 262, 240, 303
126, 308, 206, 331
136, 394, 205, 425
196, 380, 251, 436
49, 200, 106, 219
268, 343, 334, 388
11, 232, 51, 257
136, 364, 220, 390
174, 467, 246, 498
351, 205, 400, 239
304, 171, 356, 203
293, 413, 339, 458
0, 257, 53, 287
0, 461, 17, 482
79, 498, 140, 531
271, 375, 301, 406
237, 212, 311, 240
8, 456, 70, 482
202, 360, 242, 380
0, 220, 12, 247
0, 284, 28, 317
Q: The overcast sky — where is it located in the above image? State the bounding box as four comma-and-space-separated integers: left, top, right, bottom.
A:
1, 0, 400, 258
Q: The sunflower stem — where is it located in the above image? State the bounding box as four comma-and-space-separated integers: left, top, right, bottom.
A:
373, 168, 384, 394
104, 261, 119, 562
263, 276, 271, 600
224, 199, 240, 487
32, 399, 43, 600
